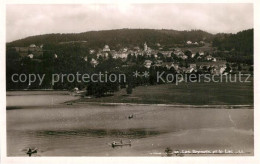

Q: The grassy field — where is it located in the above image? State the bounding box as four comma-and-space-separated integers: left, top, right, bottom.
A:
74, 76, 253, 105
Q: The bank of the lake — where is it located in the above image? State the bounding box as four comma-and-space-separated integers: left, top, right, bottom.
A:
71, 80, 253, 105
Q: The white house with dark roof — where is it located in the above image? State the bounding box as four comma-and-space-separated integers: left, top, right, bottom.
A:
103, 45, 110, 52
186, 41, 192, 44
144, 60, 152, 68
28, 54, 34, 59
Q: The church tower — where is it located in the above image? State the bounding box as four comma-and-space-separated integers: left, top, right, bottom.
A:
144, 42, 148, 51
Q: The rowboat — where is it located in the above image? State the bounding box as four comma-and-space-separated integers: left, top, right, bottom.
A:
128, 114, 134, 119
26, 148, 37, 156
111, 140, 131, 147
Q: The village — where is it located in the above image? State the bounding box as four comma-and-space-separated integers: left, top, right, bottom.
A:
12, 40, 252, 77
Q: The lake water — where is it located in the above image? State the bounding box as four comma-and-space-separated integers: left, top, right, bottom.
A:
6, 91, 254, 156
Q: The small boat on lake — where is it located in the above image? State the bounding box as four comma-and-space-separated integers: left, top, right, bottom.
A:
111, 140, 131, 147
26, 148, 37, 157
128, 114, 134, 119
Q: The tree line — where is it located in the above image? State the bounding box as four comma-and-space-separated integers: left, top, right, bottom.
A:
212, 29, 253, 65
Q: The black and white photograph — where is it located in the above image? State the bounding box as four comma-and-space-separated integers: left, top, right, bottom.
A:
1, 1, 260, 164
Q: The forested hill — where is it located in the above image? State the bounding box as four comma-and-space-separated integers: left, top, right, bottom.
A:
213, 29, 253, 54
212, 29, 253, 64
7, 29, 213, 49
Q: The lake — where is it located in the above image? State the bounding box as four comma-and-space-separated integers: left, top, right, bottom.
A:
6, 91, 254, 156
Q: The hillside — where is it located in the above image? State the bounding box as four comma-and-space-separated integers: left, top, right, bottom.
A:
212, 29, 253, 64
7, 29, 213, 49
213, 29, 253, 53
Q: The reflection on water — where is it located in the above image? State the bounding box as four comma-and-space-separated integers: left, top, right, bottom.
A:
6, 91, 254, 156
37, 128, 164, 139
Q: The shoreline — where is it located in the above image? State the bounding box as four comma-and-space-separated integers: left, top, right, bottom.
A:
6, 88, 253, 109
67, 101, 254, 109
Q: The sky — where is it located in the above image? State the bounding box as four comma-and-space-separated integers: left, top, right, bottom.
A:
6, 3, 253, 42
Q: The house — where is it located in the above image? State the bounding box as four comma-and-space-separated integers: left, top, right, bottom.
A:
90, 59, 98, 67
134, 46, 140, 51
151, 50, 159, 56
161, 62, 177, 70
189, 64, 197, 69
178, 53, 188, 60
186, 41, 192, 44
172, 64, 179, 71
28, 44, 41, 52
28, 54, 34, 59
110, 50, 118, 59
212, 65, 227, 75
118, 52, 128, 59
174, 50, 184, 56
104, 52, 109, 58
165, 62, 174, 70
199, 51, 205, 56
89, 49, 95, 54
29, 44, 37, 48
144, 60, 152, 68
14, 44, 43, 57
159, 51, 172, 58
179, 66, 195, 74
206, 55, 213, 61
197, 62, 212, 70
96, 52, 102, 58
200, 41, 205, 45
179, 67, 189, 73
127, 50, 135, 56
173, 50, 188, 59
185, 67, 195, 73
103, 45, 110, 52
97, 51, 109, 58
84, 56, 88, 62
133, 49, 143, 56
153, 60, 163, 67
219, 66, 227, 74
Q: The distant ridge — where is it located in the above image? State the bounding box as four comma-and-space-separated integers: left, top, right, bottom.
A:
7, 29, 214, 48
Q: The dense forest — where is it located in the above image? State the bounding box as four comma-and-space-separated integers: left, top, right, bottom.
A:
7, 29, 213, 50
212, 29, 253, 64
